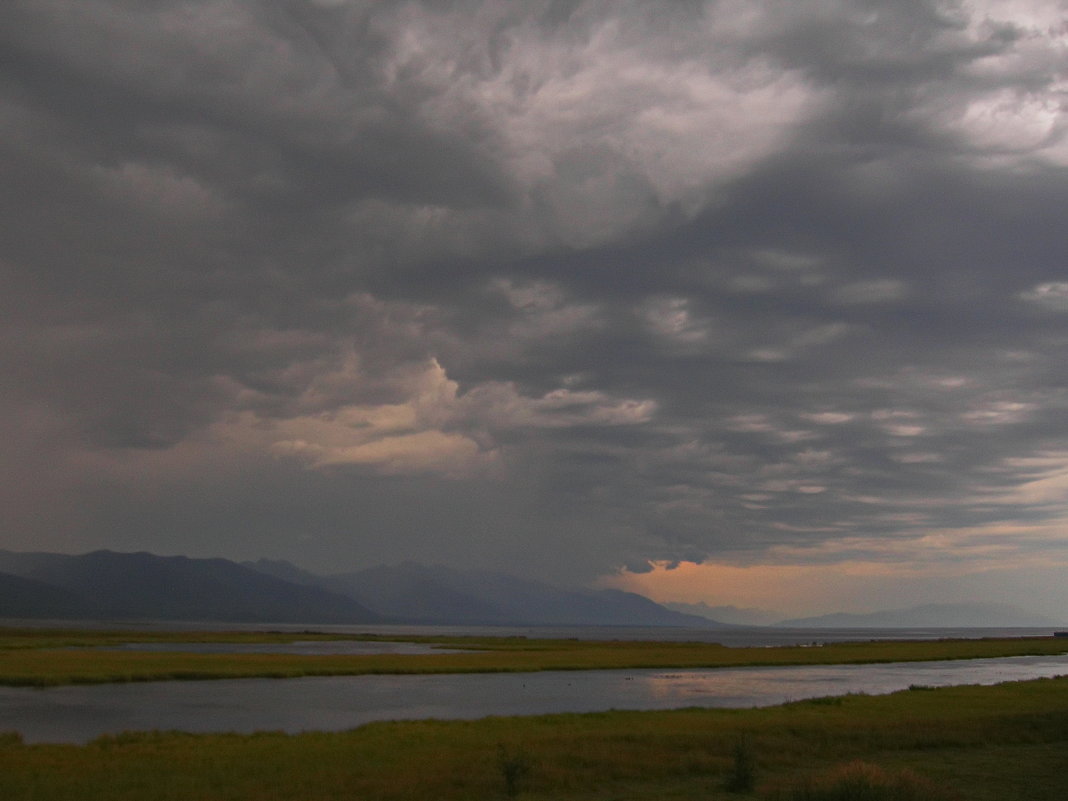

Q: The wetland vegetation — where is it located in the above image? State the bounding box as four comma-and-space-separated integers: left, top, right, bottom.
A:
2, 626, 1067, 686
3, 627, 1068, 799
2, 675, 1068, 799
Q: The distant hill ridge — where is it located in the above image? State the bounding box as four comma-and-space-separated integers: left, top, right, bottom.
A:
663, 601, 785, 626
0, 570, 89, 618
0, 550, 379, 623
777, 602, 1058, 628
0, 549, 717, 627
3, 550, 1051, 628
243, 558, 721, 628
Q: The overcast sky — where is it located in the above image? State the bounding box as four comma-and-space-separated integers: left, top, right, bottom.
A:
3, 0, 1068, 616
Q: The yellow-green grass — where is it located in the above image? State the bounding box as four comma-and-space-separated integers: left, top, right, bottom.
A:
2, 676, 1068, 799
2, 627, 1068, 686
0, 627, 378, 650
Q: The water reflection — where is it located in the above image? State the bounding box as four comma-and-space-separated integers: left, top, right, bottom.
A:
2, 654, 1066, 744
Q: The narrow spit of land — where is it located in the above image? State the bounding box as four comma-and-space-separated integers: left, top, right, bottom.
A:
2, 626, 1067, 686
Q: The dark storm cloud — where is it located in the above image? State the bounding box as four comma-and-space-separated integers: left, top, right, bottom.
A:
2, 0, 1067, 584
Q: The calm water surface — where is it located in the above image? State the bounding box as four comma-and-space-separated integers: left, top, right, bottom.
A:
4, 654, 1066, 744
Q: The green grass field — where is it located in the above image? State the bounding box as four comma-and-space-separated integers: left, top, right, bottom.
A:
2, 675, 1068, 799
2, 626, 1067, 686
3, 628, 1068, 799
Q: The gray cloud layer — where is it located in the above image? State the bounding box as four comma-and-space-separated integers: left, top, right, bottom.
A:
3, 0, 1068, 588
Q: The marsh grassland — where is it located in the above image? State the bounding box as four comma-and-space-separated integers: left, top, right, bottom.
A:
2, 627, 1067, 686
2, 628, 1068, 799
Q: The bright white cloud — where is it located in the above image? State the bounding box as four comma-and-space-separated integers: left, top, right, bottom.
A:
925, 0, 1068, 164
273, 429, 488, 477
641, 296, 712, 346
225, 357, 657, 478
961, 399, 1036, 425
1020, 281, 1068, 310
988, 451, 1068, 506
462, 383, 657, 429
375, 2, 823, 246
263, 359, 497, 477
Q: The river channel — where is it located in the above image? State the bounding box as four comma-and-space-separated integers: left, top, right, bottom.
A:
3, 653, 1066, 744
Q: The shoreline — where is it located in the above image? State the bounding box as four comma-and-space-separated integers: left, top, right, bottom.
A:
3, 626, 1068, 686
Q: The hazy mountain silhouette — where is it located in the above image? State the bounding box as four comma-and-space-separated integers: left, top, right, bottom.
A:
776, 602, 1059, 628
0, 549, 719, 627
5, 551, 1058, 629
246, 559, 723, 627
664, 601, 785, 626
0, 570, 92, 618
0, 550, 379, 623
242, 559, 502, 622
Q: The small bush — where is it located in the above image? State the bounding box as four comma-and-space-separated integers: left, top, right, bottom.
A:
497, 743, 531, 797
724, 735, 757, 794
770, 761, 960, 800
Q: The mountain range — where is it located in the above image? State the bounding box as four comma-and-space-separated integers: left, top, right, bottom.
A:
244, 558, 719, 627
663, 601, 786, 626
0, 550, 1059, 628
665, 600, 1061, 628
0, 549, 377, 623
775, 603, 1060, 628
0, 550, 714, 627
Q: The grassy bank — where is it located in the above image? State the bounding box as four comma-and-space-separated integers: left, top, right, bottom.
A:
2, 627, 1067, 686
2, 675, 1068, 799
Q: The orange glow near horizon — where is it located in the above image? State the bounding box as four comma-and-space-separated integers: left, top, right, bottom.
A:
598, 559, 992, 617
598, 520, 1068, 618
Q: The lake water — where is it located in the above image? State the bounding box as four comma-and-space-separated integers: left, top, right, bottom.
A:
4, 653, 1067, 744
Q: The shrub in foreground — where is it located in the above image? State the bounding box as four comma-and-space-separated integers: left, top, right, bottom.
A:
497, 743, 532, 797
724, 735, 757, 793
